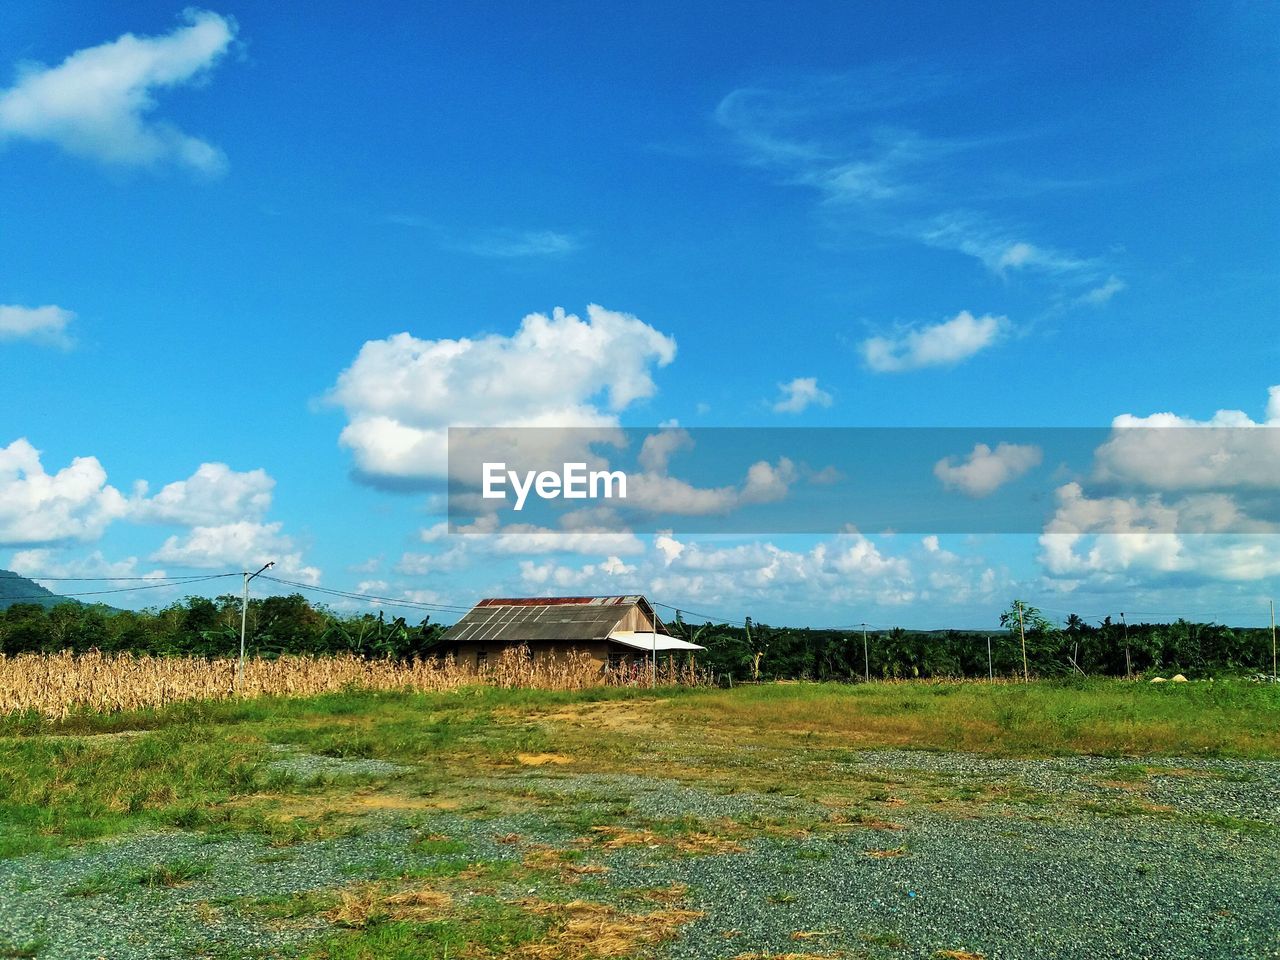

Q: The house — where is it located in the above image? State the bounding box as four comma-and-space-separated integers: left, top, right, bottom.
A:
437, 595, 705, 670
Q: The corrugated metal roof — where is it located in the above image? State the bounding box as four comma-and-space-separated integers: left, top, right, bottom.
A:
442, 595, 665, 646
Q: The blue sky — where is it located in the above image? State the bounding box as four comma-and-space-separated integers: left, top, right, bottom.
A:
1, 1, 1277, 628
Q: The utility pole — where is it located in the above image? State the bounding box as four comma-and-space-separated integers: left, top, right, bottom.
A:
1271, 599, 1276, 680
1121, 611, 1131, 679
860, 624, 870, 686
237, 561, 275, 691
652, 626, 658, 689
1016, 601, 1029, 683
986, 635, 993, 681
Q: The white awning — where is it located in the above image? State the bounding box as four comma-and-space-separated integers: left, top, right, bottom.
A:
608, 631, 706, 652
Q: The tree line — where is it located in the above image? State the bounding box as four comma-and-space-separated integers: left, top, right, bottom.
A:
0, 595, 1273, 680
670, 602, 1276, 681
0, 594, 446, 660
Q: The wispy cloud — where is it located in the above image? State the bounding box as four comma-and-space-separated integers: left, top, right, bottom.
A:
383, 216, 581, 258
460, 229, 579, 258
1076, 275, 1126, 306
715, 68, 1111, 287
916, 211, 1094, 278
0, 9, 237, 174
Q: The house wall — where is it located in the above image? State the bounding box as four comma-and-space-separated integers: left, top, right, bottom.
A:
442, 638, 617, 668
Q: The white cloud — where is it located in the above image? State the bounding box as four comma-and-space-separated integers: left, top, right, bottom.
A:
934, 442, 1042, 497
0, 305, 75, 347
772, 377, 833, 414
861, 311, 1006, 373
624, 458, 796, 515
638, 429, 694, 474
518, 555, 636, 590
1034, 385, 1280, 589
647, 531, 919, 608
132, 462, 274, 525
1089, 386, 1280, 491
150, 520, 319, 583
8, 548, 164, 582
0, 9, 236, 173
0, 439, 128, 545
425, 515, 646, 557
328, 305, 676, 484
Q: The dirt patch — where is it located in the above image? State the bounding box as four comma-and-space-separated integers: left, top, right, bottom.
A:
233, 787, 442, 821
529, 699, 669, 733
517, 753, 574, 766
582, 825, 745, 855
324, 882, 453, 928
512, 898, 703, 959
864, 846, 908, 859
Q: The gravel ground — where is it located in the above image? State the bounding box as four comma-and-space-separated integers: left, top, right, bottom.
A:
605, 814, 1279, 960
486, 770, 832, 822
3, 748, 1276, 959
264, 745, 411, 782
834, 750, 1280, 826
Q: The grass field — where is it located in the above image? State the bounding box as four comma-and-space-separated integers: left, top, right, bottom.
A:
2, 680, 1278, 959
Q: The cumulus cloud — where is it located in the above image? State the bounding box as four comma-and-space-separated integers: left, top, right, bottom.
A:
638, 429, 694, 474
772, 377, 833, 414
0, 305, 75, 347
0, 9, 236, 173
423, 515, 645, 557
0, 439, 128, 545
624, 458, 797, 515
518, 555, 636, 590
131, 462, 274, 525
1090, 386, 1280, 491
328, 305, 676, 485
934, 442, 1042, 497
861, 311, 1006, 373
8, 548, 164, 581
1034, 386, 1280, 589
150, 520, 319, 583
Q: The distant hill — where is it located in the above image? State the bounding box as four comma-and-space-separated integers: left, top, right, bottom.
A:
0, 570, 69, 610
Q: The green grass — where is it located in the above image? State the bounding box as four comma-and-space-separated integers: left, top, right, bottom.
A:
663, 678, 1280, 758
65, 857, 211, 897
304, 905, 547, 960
0, 679, 1275, 861
0, 940, 44, 959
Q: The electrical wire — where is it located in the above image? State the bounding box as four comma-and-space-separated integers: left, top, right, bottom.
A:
650, 600, 749, 627
0, 573, 240, 602
0, 572, 233, 582
257, 574, 473, 615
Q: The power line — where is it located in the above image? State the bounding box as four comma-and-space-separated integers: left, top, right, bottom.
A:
650, 600, 749, 627
257, 575, 473, 615
0, 572, 233, 582
0, 573, 239, 602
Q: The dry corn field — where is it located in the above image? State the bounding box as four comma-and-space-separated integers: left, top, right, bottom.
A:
0, 647, 705, 718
